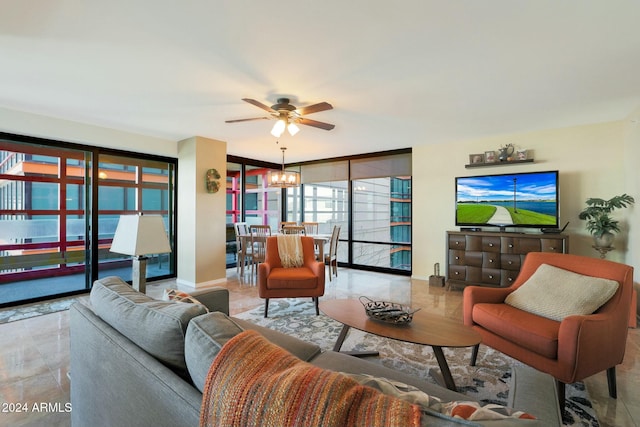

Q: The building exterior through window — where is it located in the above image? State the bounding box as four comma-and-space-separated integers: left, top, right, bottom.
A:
0, 135, 176, 306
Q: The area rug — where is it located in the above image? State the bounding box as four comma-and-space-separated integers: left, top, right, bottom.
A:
234, 299, 599, 427
0, 296, 79, 324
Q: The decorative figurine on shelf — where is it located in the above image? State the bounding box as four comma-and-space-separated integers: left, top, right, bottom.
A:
498, 143, 514, 162
205, 168, 221, 193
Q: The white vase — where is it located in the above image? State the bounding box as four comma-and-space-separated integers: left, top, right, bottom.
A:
593, 232, 614, 248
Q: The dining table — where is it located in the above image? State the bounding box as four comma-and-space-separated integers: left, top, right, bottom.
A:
237, 233, 331, 276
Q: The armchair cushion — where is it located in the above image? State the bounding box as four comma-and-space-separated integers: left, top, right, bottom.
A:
504, 263, 619, 322
472, 303, 560, 358
266, 267, 319, 289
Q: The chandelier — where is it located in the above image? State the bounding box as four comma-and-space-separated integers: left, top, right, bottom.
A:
267, 146, 300, 188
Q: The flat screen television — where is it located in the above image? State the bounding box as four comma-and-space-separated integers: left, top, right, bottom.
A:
455, 170, 559, 230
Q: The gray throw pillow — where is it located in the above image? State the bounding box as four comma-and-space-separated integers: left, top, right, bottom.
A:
184, 312, 245, 392
90, 276, 208, 376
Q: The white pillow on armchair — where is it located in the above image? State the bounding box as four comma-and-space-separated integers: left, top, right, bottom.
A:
504, 263, 619, 322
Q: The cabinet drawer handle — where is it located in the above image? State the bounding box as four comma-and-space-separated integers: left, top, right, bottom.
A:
549, 247, 555, 251
488, 243, 494, 247
455, 241, 460, 245
508, 277, 513, 282
455, 256, 459, 260
489, 259, 493, 263
508, 244, 514, 248
488, 275, 493, 279
508, 261, 513, 265
455, 272, 460, 275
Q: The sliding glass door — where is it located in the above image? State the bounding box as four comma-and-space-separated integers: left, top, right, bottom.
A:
0, 134, 177, 306
96, 154, 176, 282
0, 140, 91, 304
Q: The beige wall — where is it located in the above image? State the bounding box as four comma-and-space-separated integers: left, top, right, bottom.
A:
412, 120, 636, 280
624, 109, 640, 273
177, 136, 228, 288
0, 107, 176, 157
3, 107, 637, 297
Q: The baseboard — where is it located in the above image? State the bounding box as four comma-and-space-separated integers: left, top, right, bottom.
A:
176, 277, 226, 290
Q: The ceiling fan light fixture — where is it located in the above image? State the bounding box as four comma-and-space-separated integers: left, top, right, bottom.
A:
287, 122, 300, 136
271, 119, 286, 137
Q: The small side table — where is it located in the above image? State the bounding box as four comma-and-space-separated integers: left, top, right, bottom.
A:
593, 245, 614, 259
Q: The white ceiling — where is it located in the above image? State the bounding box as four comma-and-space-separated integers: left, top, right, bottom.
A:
1, 1, 640, 163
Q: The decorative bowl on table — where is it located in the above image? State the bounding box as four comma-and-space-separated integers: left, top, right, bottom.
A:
359, 296, 421, 325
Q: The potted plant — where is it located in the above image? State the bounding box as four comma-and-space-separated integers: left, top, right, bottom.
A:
578, 193, 635, 247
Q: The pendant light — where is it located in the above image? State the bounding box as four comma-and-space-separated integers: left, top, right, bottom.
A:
266, 146, 300, 188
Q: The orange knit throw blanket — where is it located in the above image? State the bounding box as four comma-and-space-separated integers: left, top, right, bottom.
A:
200, 330, 421, 427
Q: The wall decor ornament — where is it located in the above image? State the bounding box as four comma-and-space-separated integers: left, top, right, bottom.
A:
205, 168, 221, 193
498, 143, 514, 161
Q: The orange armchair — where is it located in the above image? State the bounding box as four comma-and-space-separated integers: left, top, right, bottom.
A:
463, 252, 634, 409
258, 236, 325, 317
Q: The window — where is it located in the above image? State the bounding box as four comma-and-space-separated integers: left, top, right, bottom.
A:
352, 177, 411, 271
0, 140, 90, 304
0, 134, 177, 306
96, 154, 176, 282
296, 151, 411, 273
225, 158, 282, 268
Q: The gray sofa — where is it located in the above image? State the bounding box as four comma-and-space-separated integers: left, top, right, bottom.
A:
70, 277, 562, 426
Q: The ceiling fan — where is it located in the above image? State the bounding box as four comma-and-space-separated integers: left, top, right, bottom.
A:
225, 97, 335, 137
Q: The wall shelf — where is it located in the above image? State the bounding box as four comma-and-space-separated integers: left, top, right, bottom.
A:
465, 159, 534, 169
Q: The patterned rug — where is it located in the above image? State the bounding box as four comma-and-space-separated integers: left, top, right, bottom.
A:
0, 296, 79, 324
235, 299, 599, 427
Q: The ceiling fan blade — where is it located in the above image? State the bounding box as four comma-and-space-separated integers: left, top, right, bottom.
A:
298, 117, 335, 131
225, 117, 270, 123
242, 98, 275, 113
296, 102, 333, 115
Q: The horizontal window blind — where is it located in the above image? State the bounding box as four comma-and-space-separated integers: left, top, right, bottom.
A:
301, 160, 348, 183
350, 153, 411, 179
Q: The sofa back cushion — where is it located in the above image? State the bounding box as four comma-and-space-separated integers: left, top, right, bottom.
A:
184, 312, 245, 392
90, 276, 207, 376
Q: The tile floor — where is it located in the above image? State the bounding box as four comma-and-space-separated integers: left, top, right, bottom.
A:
0, 268, 638, 426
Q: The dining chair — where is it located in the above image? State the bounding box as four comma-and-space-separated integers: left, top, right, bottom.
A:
249, 225, 272, 277
301, 222, 319, 235
278, 221, 298, 232
282, 225, 306, 235
324, 225, 341, 281
233, 222, 250, 275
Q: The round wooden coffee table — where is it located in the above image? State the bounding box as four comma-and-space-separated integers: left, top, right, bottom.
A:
319, 299, 481, 391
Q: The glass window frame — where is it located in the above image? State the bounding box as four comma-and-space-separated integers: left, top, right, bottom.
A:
0, 132, 177, 307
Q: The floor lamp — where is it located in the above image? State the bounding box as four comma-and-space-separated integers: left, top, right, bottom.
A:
110, 214, 172, 293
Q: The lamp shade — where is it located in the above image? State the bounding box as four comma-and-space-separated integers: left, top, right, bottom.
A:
287, 122, 300, 136
270, 119, 286, 137
110, 214, 172, 256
